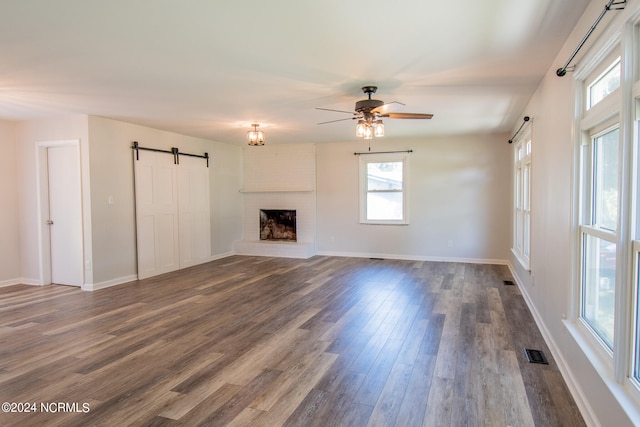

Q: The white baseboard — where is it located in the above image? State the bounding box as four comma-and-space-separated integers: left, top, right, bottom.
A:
208, 252, 236, 262
83, 252, 237, 291
84, 274, 138, 291
506, 262, 598, 427
0, 278, 41, 288
0, 278, 19, 288
315, 250, 508, 265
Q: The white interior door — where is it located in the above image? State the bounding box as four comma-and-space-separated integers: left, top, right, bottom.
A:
178, 155, 211, 268
47, 145, 83, 286
134, 151, 180, 280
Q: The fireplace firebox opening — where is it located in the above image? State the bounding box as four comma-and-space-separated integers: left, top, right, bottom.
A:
260, 209, 297, 242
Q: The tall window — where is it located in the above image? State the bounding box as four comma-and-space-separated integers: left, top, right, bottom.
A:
578, 51, 621, 353
359, 153, 409, 225
513, 131, 532, 269
581, 126, 619, 349
572, 12, 640, 407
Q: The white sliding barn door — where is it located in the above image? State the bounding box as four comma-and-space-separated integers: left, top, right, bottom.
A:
134, 151, 180, 280
134, 150, 211, 280
178, 156, 211, 268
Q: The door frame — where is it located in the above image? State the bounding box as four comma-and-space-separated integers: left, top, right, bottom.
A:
35, 139, 85, 287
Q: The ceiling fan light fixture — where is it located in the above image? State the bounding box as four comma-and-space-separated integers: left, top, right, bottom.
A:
317, 85, 433, 139
247, 123, 265, 146
363, 123, 373, 140
374, 120, 384, 137
356, 120, 367, 137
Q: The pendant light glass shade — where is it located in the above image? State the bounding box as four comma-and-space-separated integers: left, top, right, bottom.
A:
374, 120, 384, 137
363, 124, 373, 140
247, 124, 265, 146
356, 117, 384, 139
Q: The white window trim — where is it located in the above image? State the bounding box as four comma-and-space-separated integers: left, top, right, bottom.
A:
512, 127, 532, 270
577, 94, 621, 357
358, 152, 410, 225
570, 10, 640, 408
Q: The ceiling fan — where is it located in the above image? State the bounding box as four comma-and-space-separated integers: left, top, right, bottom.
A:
316, 85, 433, 139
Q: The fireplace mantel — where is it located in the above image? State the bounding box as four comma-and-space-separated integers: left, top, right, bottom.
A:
239, 188, 313, 193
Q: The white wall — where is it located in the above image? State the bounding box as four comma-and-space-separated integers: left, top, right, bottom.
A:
316, 136, 510, 262
87, 116, 243, 286
6, 115, 241, 288
509, 1, 638, 425
0, 120, 20, 285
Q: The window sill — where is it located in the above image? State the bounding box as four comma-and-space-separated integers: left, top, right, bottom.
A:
562, 319, 640, 424
360, 221, 409, 226
511, 248, 530, 271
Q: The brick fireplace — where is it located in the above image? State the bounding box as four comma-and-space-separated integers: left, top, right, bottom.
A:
235, 144, 316, 258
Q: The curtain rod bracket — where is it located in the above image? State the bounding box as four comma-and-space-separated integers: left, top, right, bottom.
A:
508, 116, 530, 144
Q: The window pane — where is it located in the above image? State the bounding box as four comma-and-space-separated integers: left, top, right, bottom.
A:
588, 58, 621, 109
582, 234, 616, 349
634, 251, 640, 380
594, 128, 619, 231
516, 167, 522, 208
524, 211, 530, 257
367, 192, 403, 220
516, 210, 523, 250
523, 164, 530, 210
367, 162, 402, 191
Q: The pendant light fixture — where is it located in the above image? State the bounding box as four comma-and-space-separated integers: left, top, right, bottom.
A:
355, 117, 384, 140
247, 124, 265, 146
374, 120, 384, 137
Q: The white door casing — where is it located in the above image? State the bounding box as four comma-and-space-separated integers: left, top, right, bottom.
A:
36, 141, 84, 286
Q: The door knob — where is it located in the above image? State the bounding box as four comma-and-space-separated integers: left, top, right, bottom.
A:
46, 220, 54, 225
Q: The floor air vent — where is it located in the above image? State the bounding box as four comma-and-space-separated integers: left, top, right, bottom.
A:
524, 348, 549, 364
503, 280, 515, 286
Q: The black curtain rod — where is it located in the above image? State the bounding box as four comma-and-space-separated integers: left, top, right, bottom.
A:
508, 116, 530, 144
556, 0, 626, 77
132, 141, 209, 167
354, 149, 413, 155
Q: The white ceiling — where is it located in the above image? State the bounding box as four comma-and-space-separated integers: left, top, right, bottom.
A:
0, 0, 591, 145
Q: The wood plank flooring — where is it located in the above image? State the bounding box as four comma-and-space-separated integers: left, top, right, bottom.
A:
0, 256, 585, 426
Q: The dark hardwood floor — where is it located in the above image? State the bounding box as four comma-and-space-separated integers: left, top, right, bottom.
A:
0, 256, 585, 426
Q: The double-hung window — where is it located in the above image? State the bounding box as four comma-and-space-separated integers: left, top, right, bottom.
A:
581, 124, 620, 349
578, 52, 621, 353
513, 130, 532, 269
359, 153, 409, 225
571, 9, 640, 407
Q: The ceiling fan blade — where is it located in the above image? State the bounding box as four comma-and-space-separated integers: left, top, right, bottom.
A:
316, 107, 356, 114
371, 101, 405, 115
317, 117, 357, 125
381, 112, 434, 119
